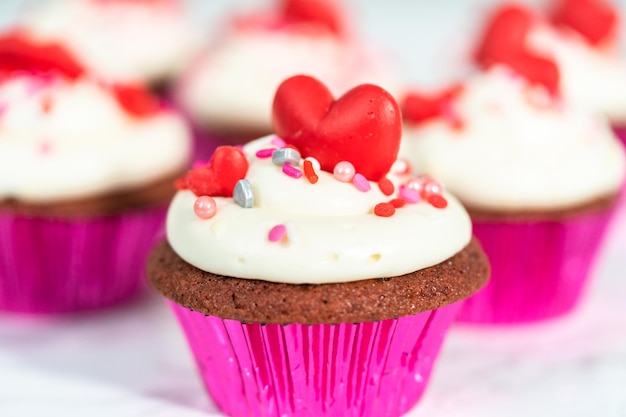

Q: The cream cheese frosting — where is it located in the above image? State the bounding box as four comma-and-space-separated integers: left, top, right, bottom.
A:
177, 29, 402, 133
527, 25, 626, 124
166, 136, 472, 284
400, 67, 626, 212
20, 0, 199, 84
0, 75, 191, 203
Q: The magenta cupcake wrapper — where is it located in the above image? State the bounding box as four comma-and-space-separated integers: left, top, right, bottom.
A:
170, 301, 462, 417
0, 206, 166, 313
457, 208, 615, 324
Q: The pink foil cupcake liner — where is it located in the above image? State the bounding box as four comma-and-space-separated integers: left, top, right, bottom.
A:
0, 206, 166, 313
457, 207, 615, 324
170, 300, 462, 417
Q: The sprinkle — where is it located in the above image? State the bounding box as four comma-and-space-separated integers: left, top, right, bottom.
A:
272, 148, 301, 166
192, 160, 207, 169
389, 198, 406, 208
333, 161, 355, 182
39, 141, 53, 155
282, 163, 303, 179
305, 157, 321, 171
268, 224, 287, 242
428, 194, 448, 209
255, 148, 276, 158
374, 202, 395, 217
378, 177, 394, 196
0, 103, 7, 116
41, 95, 53, 113
391, 159, 411, 175
303, 159, 319, 184
352, 173, 371, 192
399, 186, 421, 204
194, 196, 217, 219
271, 136, 286, 148
405, 177, 424, 194
233, 179, 254, 208
422, 177, 443, 197
235, 145, 244, 151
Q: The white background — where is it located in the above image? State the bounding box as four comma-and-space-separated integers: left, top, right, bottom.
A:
1, 1, 626, 416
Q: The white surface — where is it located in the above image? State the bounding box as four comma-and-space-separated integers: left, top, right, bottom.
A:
1, 1, 626, 416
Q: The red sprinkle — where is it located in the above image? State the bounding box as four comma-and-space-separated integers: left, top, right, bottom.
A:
550, 0, 618, 46
377, 177, 395, 196
428, 194, 448, 209
303, 159, 319, 184
112, 84, 161, 118
374, 202, 396, 217
389, 198, 406, 208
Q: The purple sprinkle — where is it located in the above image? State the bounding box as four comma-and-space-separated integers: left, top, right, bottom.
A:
282, 163, 302, 179
352, 173, 371, 192
399, 186, 421, 203
255, 148, 276, 158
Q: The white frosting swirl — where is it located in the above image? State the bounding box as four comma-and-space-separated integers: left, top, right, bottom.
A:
167, 136, 471, 284
0, 75, 191, 203
527, 25, 626, 124
20, 0, 199, 84
400, 67, 626, 212
177, 28, 403, 132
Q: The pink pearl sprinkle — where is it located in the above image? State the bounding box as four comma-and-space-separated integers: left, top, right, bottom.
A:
194, 196, 217, 219
271, 136, 286, 148
255, 148, 276, 158
352, 173, 371, 192
282, 163, 303, 179
333, 161, 355, 182
399, 186, 421, 204
422, 178, 443, 197
405, 177, 425, 193
268, 224, 287, 242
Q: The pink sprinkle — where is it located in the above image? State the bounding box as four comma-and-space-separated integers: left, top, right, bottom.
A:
282, 163, 302, 179
235, 145, 244, 151
0, 103, 7, 116
192, 160, 207, 168
39, 141, 53, 155
255, 148, 276, 158
399, 186, 421, 203
268, 224, 287, 242
271, 136, 286, 148
352, 173, 370, 192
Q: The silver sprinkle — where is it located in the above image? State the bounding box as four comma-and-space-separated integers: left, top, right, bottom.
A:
272, 148, 301, 166
233, 179, 254, 208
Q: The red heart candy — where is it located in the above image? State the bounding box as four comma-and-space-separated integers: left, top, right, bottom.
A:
474, 3, 560, 94
281, 0, 344, 36
549, 0, 618, 45
0, 30, 85, 79
402, 84, 464, 125
112, 84, 162, 118
178, 147, 249, 197
272, 75, 402, 181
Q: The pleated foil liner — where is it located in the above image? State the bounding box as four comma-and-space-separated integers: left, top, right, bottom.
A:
458, 206, 615, 324
0, 206, 166, 313
170, 301, 462, 417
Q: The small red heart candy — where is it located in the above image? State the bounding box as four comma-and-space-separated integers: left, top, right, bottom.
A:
179, 146, 249, 197
0, 30, 84, 79
272, 75, 402, 181
402, 84, 464, 125
474, 3, 560, 94
281, 0, 344, 36
549, 0, 618, 45
112, 84, 162, 118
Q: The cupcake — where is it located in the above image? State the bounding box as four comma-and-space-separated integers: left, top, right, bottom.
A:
148, 75, 489, 417
473, 1, 626, 144
0, 34, 192, 313
400, 66, 625, 324
14, 0, 199, 90
176, 0, 403, 159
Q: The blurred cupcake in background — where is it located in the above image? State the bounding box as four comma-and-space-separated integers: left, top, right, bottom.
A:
399, 65, 625, 324
473, 0, 626, 144
176, 0, 404, 160
0, 33, 192, 313
148, 75, 489, 417
14, 0, 199, 91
